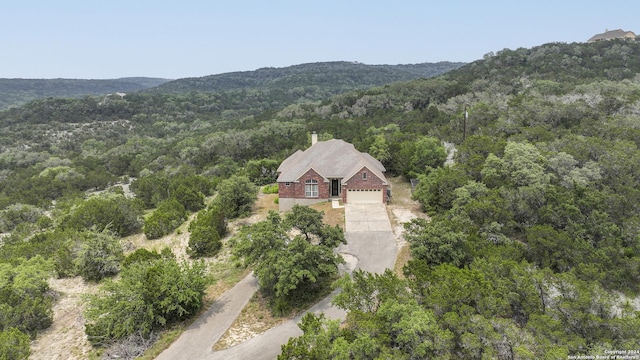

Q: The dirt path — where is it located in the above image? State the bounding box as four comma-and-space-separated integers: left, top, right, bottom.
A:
30, 277, 98, 360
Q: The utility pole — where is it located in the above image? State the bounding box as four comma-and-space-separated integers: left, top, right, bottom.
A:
463, 105, 468, 141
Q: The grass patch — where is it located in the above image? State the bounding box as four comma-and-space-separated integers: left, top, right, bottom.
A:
262, 184, 279, 194
310, 201, 345, 230
394, 244, 411, 279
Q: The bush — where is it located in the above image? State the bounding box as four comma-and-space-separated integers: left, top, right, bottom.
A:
186, 206, 226, 258
262, 184, 279, 194
74, 231, 123, 282
0, 328, 30, 360
216, 175, 257, 219
84, 253, 210, 345
122, 248, 163, 268
0, 204, 45, 233
0, 256, 54, 337
173, 184, 205, 212
62, 194, 143, 237
187, 225, 221, 258
143, 199, 187, 240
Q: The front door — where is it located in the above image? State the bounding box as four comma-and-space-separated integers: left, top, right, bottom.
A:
331, 179, 340, 197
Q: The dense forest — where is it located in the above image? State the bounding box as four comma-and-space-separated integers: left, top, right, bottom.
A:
1, 39, 640, 358
0, 77, 170, 110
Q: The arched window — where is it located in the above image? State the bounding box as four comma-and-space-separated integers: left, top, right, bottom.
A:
305, 179, 318, 197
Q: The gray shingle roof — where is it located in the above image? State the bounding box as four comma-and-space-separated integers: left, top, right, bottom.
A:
277, 139, 387, 184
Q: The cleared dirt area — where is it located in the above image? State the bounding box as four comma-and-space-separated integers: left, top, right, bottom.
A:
30, 277, 98, 360
386, 177, 429, 276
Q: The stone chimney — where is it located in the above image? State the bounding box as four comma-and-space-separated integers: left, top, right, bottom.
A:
311, 131, 318, 145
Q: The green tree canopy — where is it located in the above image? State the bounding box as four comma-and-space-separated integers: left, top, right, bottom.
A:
233, 206, 346, 314
84, 252, 210, 345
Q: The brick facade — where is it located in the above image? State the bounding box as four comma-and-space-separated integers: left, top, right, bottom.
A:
342, 166, 388, 202
277, 168, 330, 200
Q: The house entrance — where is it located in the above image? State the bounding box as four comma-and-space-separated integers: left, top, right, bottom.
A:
331, 179, 340, 197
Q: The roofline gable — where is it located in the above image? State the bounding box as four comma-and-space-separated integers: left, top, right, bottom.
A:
342, 164, 388, 185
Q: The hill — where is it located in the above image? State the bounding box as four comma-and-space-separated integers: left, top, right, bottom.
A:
0, 77, 171, 109
150, 61, 465, 96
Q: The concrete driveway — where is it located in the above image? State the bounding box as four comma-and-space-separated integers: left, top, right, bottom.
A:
157, 203, 397, 360
341, 203, 396, 272
345, 203, 393, 232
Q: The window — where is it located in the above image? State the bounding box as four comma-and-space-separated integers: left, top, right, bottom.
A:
285, 182, 290, 186
305, 179, 318, 197
362, 172, 367, 180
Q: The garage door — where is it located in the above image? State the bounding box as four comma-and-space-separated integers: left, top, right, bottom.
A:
347, 189, 383, 203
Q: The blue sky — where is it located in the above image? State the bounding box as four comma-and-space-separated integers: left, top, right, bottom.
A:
2, 0, 638, 79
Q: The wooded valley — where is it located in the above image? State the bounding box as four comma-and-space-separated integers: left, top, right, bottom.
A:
1, 41, 639, 359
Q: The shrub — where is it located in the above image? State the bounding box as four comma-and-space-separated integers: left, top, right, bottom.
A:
173, 184, 205, 212
84, 253, 210, 345
216, 175, 257, 219
0, 328, 31, 360
0, 256, 54, 337
74, 231, 123, 282
262, 184, 279, 194
62, 194, 143, 237
122, 248, 163, 268
187, 225, 221, 258
143, 199, 187, 240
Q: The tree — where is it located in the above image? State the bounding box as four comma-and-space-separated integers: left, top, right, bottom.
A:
525, 225, 592, 273
456, 134, 506, 180
411, 166, 468, 214
84, 253, 209, 345
403, 218, 467, 267
332, 269, 408, 314
216, 175, 257, 218
143, 199, 187, 240
233, 206, 346, 313
399, 136, 447, 178
279, 313, 340, 360
244, 158, 280, 186
284, 205, 325, 241
62, 194, 143, 237
368, 134, 391, 165
74, 230, 124, 282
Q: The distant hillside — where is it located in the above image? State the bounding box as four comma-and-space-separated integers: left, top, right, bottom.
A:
0, 77, 171, 109
151, 61, 465, 95
444, 39, 640, 88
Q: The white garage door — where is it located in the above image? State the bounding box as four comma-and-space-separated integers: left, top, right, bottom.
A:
347, 189, 383, 203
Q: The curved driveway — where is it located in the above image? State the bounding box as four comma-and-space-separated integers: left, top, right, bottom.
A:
156, 203, 397, 360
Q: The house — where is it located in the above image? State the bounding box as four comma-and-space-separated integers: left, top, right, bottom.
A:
588, 29, 636, 42
277, 133, 389, 211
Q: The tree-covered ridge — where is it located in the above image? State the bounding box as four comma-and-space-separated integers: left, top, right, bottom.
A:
150, 61, 466, 94
0, 77, 171, 110
445, 39, 640, 88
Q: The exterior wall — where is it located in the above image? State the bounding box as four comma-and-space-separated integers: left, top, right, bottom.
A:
342, 166, 388, 203
278, 168, 330, 211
